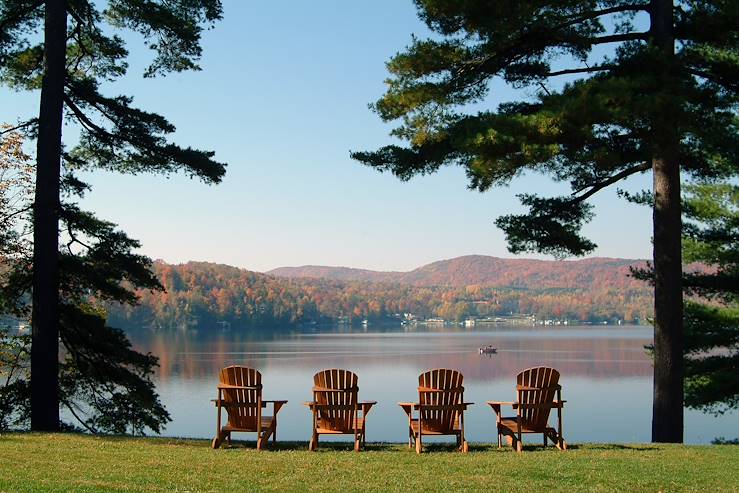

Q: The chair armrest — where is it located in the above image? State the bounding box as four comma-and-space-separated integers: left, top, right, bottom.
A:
304, 401, 317, 408
359, 401, 377, 416
486, 401, 515, 416
398, 402, 416, 417
263, 400, 288, 414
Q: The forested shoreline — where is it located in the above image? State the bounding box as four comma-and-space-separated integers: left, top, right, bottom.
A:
105, 260, 653, 331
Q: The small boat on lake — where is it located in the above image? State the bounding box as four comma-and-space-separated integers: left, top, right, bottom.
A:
479, 345, 497, 355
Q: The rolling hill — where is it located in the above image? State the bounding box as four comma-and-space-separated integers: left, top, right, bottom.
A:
267, 255, 649, 290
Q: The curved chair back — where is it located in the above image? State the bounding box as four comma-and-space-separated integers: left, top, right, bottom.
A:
313, 369, 359, 433
418, 368, 464, 433
516, 366, 560, 430
219, 366, 262, 430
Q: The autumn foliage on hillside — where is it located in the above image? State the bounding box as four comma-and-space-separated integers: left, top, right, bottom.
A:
269, 255, 649, 289
106, 258, 653, 330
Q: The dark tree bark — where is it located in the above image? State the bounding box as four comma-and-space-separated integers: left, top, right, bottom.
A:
31, 0, 66, 431
650, 0, 684, 443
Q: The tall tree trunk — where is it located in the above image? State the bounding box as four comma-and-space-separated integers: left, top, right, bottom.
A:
650, 0, 684, 443
31, 0, 66, 431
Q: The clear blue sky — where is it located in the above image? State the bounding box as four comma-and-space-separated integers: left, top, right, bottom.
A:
2, 0, 654, 272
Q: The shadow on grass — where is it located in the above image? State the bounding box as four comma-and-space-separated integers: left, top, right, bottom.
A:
3, 432, 668, 454
567, 444, 659, 452
215, 441, 399, 452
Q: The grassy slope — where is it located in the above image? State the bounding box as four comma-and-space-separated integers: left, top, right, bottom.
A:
1, 434, 738, 492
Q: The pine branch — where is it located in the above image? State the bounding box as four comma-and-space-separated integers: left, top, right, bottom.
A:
588, 32, 649, 45
451, 28, 646, 86
63, 94, 115, 141
546, 65, 613, 77
571, 162, 651, 203
0, 204, 33, 225
61, 398, 98, 434
686, 68, 739, 93
0, 119, 37, 135
556, 4, 651, 31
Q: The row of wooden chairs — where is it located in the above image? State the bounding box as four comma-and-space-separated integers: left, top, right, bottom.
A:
211, 366, 567, 453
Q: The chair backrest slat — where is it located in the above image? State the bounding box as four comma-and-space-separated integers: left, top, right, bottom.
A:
418, 369, 464, 433
219, 366, 262, 430
516, 366, 560, 430
313, 369, 358, 433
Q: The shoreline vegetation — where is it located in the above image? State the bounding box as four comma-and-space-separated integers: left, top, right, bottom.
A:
104, 256, 655, 332
1, 433, 737, 492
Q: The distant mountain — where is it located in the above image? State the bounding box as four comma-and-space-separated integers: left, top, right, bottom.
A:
267, 255, 649, 290
266, 265, 400, 284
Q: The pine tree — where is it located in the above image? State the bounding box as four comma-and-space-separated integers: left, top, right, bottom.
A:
682, 183, 738, 414
1, 0, 225, 431
352, 0, 738, 442
0, 125, 171, 433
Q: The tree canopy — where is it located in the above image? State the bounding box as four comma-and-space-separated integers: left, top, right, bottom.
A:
1, 0, 225, 183
353, 1, 736, 255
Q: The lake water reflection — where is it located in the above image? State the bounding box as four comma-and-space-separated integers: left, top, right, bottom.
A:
127, 325, 738, 445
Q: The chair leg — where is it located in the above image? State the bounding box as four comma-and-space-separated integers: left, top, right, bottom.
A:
546, 428, 566, 451
309, 432, 318, 451
211, 430, 223, 449
517, 427, 522, 452
258, 426, 274, 451
556, 431, 567, 451
509, 433, 523, 452
226, 432, 231, 447
415, 434, 422, 454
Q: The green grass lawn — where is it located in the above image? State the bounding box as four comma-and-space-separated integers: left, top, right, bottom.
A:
1, 433, 737, 492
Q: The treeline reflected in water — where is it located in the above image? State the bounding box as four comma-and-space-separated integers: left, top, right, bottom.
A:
127, 325, 653, 384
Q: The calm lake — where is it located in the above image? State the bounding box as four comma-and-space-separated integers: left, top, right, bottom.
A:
127, 325, 739, 445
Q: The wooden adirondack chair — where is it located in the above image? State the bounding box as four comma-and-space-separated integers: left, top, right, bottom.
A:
399, 368, 473, 454
304, 369, 376, 452
487, 366, 567, 452
211, 366, 287, 450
